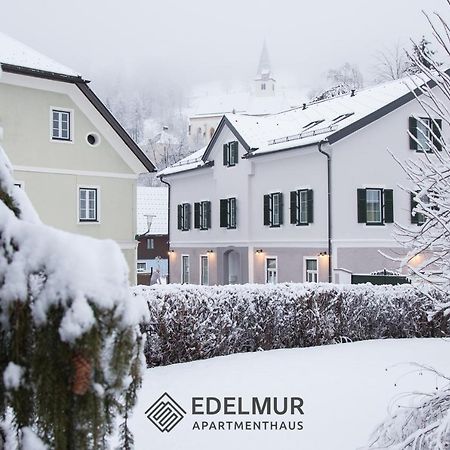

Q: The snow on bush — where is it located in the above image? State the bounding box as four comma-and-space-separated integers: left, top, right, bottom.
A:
136, 283, 449, 367
0, 140, 148, 449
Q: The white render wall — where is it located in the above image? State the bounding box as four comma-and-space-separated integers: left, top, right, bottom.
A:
167, 87, 449, 284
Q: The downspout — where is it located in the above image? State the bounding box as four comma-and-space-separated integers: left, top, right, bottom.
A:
160, 176, 171, 284
317, 140, 332, 283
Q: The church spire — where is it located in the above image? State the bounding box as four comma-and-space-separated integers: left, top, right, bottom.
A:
256, 41, 272, 80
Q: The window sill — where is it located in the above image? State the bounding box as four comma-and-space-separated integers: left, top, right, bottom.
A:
365, 222, 385, 226
78, 220, 99, 224
51, 138, 73, 144
269, 224, 281, 228
296, 222, 309, 227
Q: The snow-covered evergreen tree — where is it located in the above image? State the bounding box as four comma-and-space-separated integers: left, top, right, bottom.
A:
0, 137, 148, 449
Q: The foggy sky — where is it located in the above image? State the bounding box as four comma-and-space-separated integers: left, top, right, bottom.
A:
1, 0, 448, 93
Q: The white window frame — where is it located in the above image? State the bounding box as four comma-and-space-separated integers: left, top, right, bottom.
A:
200, 201, 209, 230
182, 203, 190, 231
366, 188, 383, 225
200, 254, 209, 286
50, 107, 74, 143
78, 185, 100, 224
265, 256, 278, 284
417, 117, 432, 151
181, 254, 190, 284
137, 262, 146, 273
304, 257, 319, 283
146, 238, 154, 250
298, 189, 308, 224
228, 198, 237, 229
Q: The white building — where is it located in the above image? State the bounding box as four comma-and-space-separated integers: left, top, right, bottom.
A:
159, 74, 447, 285
187, 43, 304, 150
0, 32, 155, 282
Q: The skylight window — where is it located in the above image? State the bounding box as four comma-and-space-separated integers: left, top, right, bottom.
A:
302, 120, 324, 131
332, 113, 354, 124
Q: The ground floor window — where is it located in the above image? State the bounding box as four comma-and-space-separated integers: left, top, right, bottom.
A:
305, 258, 318, 282
265, 257, 278, 284
200, 255, 209, 285
137, 262, 146, 273
181, 255, 190, 284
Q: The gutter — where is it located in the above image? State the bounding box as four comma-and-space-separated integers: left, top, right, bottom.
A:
318, 140, 332, 282
159, 176, 171, 284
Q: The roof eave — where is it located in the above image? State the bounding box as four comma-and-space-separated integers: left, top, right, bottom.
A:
1, 63, 155, 173
158, 160, 214, 178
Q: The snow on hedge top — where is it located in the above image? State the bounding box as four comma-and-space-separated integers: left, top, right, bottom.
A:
0, 31, 79, 76
0, 145, 148, 343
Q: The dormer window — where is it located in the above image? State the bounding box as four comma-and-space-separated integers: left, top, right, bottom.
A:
223, 141, 239, 167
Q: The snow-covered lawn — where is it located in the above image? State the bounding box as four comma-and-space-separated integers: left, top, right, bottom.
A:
126, 338, 450, 450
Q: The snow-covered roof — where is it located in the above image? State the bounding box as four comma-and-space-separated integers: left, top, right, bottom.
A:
227, 77, 421, 156
136, 187, 168, 235
0, 32, 79, 77
164, 75, 428, 176
157, 147, 207, 177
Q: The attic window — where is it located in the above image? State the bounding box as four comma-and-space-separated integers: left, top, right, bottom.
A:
332, 113, 354, 124
303, 120, 324, 131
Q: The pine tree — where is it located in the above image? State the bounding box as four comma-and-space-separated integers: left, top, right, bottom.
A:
0, 143, 147, 449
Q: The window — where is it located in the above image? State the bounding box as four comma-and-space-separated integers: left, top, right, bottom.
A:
411, 192, 429, 225
357, 188, 394, 225
194, 201, 211, 230
303, 120, 324, 131
331, 113, 354, 124
223, 141, 239, 167
200, 255, 209, 285
265, 257, 278, 284
409, 117, 442, 152
290, 189, 313, 225
366, 189, 382, 224
177, 203, 191, 231
137, 262, 146, 273
146, 238, 154, 250
220, 198, 237, 229
181, 255, 190, 284
305, 258, 318, 282
51, 109, 71, 141
261, 83, 266, 91
79, 188, 98, 222
263, 192, 283, 227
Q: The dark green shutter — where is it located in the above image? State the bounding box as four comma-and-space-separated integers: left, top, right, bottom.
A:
278, 193, 284, 225
384, 189, 394, 223
177, 204, 183, 230
223, 143, 228, 166
232, 141, 239, 164
205, 201, 211, 229
185, 204, 191, 230
220, 199, 228, 227
409, 117, 418, 150
357, 189, 367, 223
263, 194, 270, 226
307, 189, 314, 224
433, 119, 442, 151
411, 192, 419, 224
194, 202, 200, 229
290, 191, 298, 224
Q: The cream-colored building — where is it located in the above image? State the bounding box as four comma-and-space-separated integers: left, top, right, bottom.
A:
0, 33, 155, 282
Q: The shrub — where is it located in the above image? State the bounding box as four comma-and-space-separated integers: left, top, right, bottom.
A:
135, 283, 449, 367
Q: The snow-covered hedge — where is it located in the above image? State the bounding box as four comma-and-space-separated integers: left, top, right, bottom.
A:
135, 283, 449, 367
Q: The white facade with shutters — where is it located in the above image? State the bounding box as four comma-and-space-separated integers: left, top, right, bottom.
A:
160, 75, 448, 285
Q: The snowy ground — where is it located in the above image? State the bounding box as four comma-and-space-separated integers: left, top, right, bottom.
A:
124, 338, 450, 450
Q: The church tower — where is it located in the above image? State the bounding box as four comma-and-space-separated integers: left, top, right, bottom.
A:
254, 42, 276, 97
